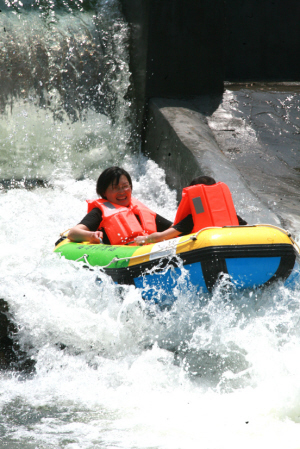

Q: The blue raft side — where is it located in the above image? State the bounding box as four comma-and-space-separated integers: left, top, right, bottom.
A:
226, 256, 281, 289
133, 262, 208, 302
133, 256, 290, 301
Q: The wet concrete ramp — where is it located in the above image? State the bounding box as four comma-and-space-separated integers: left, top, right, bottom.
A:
143, 84, 300, 231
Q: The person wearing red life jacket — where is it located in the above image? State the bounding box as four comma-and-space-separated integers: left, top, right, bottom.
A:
134, 176, 247, 245
68, 166, 172, 245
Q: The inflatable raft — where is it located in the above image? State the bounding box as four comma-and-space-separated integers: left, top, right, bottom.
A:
54, 225, 300, 299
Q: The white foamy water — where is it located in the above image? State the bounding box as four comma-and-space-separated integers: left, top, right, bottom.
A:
2, 175, 300, 449
1, 1, 300, 448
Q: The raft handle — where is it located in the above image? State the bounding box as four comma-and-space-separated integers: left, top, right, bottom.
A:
60, 229, 71, 237
75, 254, 90, 264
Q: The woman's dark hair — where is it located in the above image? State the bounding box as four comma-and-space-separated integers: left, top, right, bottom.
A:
189, 176, 216, 186
96, 166, 132, 198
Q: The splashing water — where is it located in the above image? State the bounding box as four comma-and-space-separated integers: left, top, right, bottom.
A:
0, 0, 134, 182
1, 1, 300, 448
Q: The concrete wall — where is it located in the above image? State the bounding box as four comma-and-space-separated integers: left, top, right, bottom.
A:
145, 0, 225, 98
143, 98, 280, 226
119, 0, 150, 131
120, 0, 300, 130
224, 0, 300, 81
120, 0, 225, 130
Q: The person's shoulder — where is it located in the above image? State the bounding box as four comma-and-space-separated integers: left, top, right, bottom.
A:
89, 207, 102, 215
79, 207, 102, 231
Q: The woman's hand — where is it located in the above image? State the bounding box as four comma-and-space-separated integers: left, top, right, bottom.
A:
134, 235, 148, 245
68, 225, 103, 244
134, 228, 181, 245
89, 230, 103, 244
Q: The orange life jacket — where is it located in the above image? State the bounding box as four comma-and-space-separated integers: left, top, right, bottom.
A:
86, 197, 157, 245
173, 182, 239, 232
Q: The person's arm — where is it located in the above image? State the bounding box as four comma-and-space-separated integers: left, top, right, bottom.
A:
134, 213, 194, 245
68, 224, 103, 244
134, 227, 181, 245
155, 213, 173, 231
68, 208, 103, 244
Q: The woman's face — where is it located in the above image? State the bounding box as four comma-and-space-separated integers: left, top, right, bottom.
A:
104, 174, 132, 206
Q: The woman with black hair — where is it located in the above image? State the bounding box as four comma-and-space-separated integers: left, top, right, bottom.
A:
68, 166, 172, 244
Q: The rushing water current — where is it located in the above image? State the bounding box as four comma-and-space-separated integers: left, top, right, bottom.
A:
1, 1, 300, 448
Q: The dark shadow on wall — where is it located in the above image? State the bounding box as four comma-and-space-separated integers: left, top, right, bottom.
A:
120, 0, 300, 134
120, 0, 225, 133
145, 0, 225, 98
224, 0, 300, 81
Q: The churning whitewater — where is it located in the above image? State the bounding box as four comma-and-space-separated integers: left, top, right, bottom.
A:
1, 1, 300, 449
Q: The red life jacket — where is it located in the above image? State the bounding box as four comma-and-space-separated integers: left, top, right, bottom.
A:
173, 182, 239, 232
86, 197, 157, 245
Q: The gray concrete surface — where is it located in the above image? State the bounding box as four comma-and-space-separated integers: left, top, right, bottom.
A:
143, 97, 280, 226
207, 84, 300, 230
